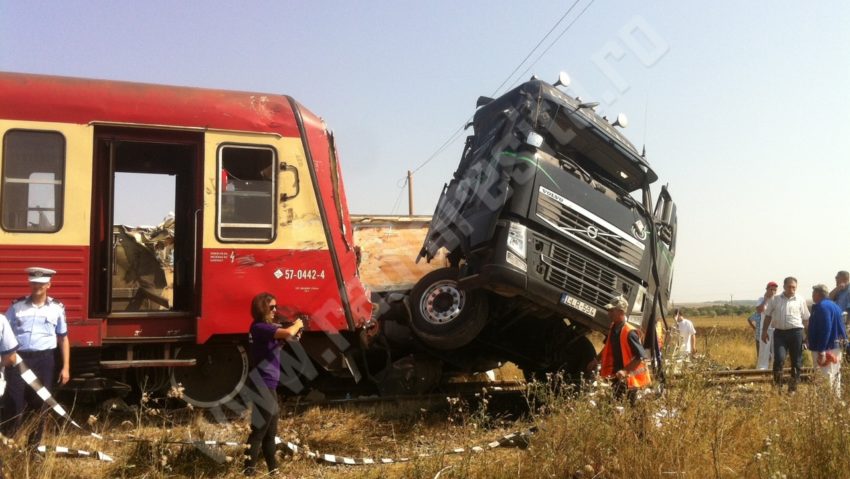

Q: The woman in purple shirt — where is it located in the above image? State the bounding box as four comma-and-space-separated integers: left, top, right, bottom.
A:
244, 292, 303, 476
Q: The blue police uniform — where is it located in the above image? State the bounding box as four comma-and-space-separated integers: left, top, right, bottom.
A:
6, 295, 68, 351
2, 295, 67, 444
0, 313, 19, 357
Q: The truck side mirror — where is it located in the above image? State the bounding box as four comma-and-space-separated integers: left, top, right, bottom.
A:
279, 162, 300, 202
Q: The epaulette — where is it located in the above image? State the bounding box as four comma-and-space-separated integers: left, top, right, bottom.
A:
11, 296, 26, 305
47, 296, 65, 308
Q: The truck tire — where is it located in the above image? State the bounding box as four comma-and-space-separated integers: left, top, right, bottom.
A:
409, 267, 489, 350
524, 332, 597, 385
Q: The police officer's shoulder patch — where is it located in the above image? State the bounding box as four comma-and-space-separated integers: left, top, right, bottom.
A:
47, 296, 65, 308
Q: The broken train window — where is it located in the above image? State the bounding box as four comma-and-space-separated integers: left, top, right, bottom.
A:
217, 144, 277, 242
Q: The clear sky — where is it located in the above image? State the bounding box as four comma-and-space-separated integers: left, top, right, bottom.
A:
2, 1, 848, 302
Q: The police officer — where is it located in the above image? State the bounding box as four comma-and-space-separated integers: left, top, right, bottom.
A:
0, 313, 19, 366
0, 312, 19, 476
1, 267, 69, 445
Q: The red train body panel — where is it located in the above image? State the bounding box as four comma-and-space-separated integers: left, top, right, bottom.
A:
0, 72, 374, 395
199, 248, 347, 343
0, 245, 95, 338
0, 72, 300, 137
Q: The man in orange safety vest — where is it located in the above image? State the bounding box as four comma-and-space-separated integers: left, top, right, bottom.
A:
600, 295, 652, 403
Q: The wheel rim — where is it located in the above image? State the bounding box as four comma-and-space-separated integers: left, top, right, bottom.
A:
419, 279, 466, 325
170, 343, 249, 408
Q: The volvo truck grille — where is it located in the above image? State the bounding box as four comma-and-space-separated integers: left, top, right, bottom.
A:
536, 186, 644, 270
542, 243, 631, 307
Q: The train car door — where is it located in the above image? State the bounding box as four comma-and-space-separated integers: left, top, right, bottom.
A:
90, 127, 203, 336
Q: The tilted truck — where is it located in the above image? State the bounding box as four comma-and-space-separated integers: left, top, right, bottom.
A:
408, 74, 677, 381
0, 72, 675, 407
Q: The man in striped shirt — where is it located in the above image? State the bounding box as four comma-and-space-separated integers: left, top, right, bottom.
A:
761, 276, 810, 392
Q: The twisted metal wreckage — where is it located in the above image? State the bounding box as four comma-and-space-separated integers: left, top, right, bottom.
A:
112, 215, 176, 312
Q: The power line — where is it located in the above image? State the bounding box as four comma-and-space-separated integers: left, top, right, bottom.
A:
510, 0, 596, 88
389, 177, 408, 215
488, 0, 581, 98
408, 0, 594, 177
410, 123, 467, 175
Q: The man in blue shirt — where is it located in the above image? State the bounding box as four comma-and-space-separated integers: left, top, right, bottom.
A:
1, 267, 70, 445
0, 313, 19, 475
808, 283, 847, 396
0, 314, 19, 365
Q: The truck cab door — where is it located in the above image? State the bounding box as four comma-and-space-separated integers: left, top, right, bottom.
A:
653, 186, 676, 298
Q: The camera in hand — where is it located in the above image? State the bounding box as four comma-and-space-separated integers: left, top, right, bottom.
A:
274, 312, 309, 339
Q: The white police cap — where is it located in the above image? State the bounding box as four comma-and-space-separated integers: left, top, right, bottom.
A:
26, 267, 56, 284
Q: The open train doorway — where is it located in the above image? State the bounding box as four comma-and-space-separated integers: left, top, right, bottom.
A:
112, 172, 175, 311
90, 128, 204, 317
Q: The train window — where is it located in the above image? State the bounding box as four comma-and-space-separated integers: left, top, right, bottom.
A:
217, 144, 276, 242
1, 130, 65, 233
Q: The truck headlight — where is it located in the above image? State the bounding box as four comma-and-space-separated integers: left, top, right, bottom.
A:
506, 251, 527, 272
506, 222, 527, 259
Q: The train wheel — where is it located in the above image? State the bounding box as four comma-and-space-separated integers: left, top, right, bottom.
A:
170, 343, 249, 408
409, 267, 489, 350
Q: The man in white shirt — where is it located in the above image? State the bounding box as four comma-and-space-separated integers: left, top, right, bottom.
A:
761, 276, 810, 392
674, 308, 696, 357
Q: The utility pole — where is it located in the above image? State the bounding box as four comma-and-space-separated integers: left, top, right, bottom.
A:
407, 170, 414, 217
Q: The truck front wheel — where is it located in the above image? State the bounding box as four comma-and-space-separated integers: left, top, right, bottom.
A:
409, 268, 488, 350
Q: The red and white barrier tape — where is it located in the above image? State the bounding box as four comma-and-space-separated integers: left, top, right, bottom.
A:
276, 427, 535, 465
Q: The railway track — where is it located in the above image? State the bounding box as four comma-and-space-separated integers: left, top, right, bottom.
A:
283, 380, 530, 412
283, 366, 821, 410
671, 367, 815, 385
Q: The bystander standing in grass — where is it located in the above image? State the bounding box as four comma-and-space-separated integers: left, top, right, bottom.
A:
243, 292, 304, 476
807, 284, 846, 396
828, 270, 850, 357
828, 270, 850, 311
674, 308, 696, 359
599, 295, 651, 404
750, 281, 778, 369
761, 276, 810, 393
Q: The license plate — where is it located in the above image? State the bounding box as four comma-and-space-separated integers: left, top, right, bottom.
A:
560, 293, 598, 317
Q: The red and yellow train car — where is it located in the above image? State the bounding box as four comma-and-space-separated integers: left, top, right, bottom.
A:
0, 72, 372, 406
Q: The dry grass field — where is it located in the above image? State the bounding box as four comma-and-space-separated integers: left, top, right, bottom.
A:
2, 314, 849, 478
689, 314, 762, 369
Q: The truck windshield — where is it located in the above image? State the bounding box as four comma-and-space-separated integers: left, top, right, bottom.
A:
536, 98, 648, 194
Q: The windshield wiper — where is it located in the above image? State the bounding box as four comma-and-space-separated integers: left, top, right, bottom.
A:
594, 174, 643, 212
556, 153, 592, 184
